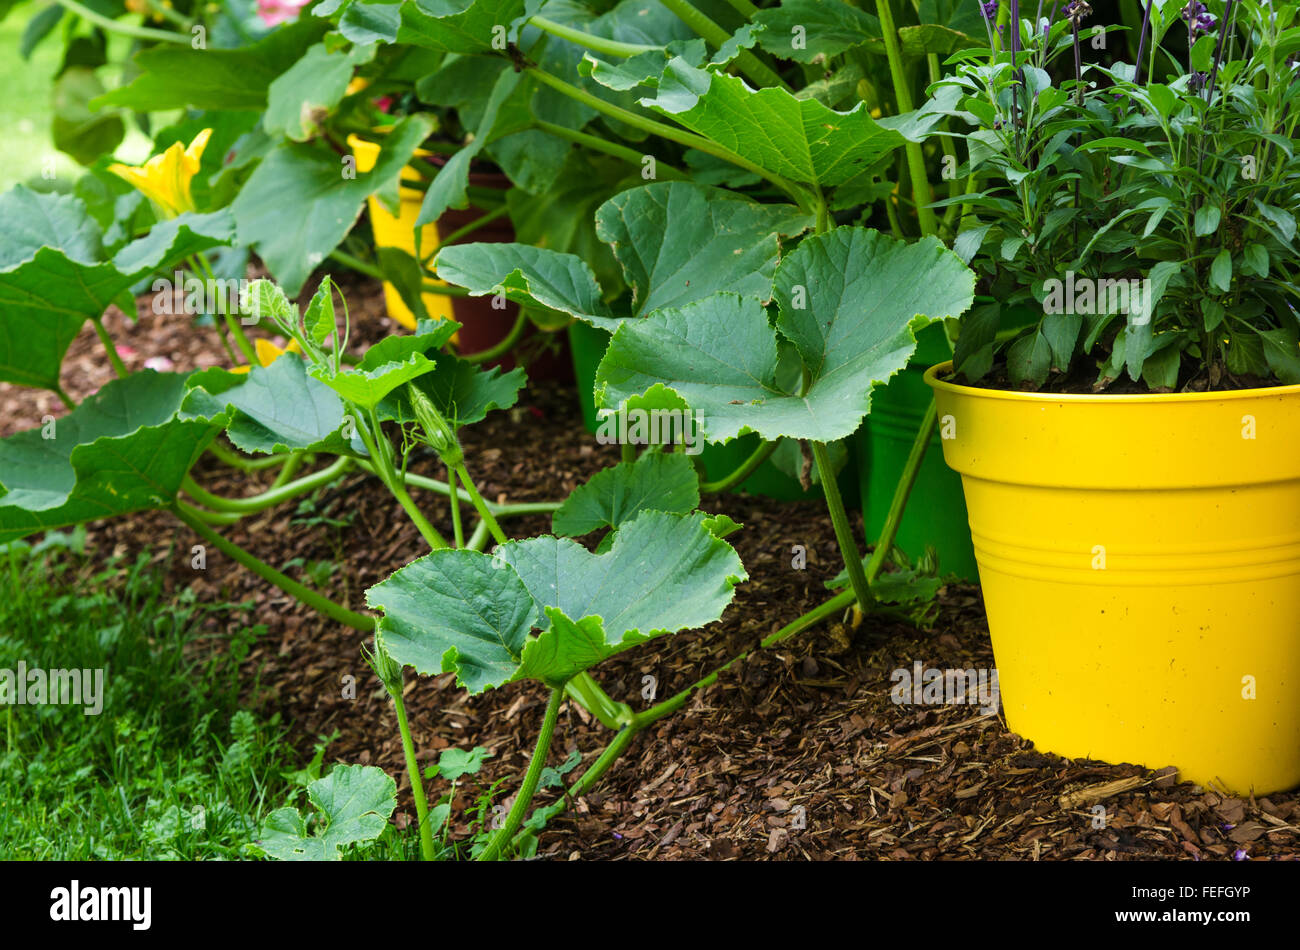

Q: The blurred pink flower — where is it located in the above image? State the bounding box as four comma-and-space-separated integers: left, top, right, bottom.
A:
256, 0, 309, 27
144, 356, 175, 372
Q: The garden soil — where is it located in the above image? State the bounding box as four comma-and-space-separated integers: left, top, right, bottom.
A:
4, 270, 1296, 861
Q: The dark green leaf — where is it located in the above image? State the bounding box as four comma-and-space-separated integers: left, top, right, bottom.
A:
94, 18, 330, 111
553, 452, 700, 537
0, 372, 223, 545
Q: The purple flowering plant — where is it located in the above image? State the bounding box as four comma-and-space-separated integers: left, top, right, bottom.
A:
930, 0, 1300, 392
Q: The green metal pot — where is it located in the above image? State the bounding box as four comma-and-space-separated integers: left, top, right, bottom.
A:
856, 322, 978, 580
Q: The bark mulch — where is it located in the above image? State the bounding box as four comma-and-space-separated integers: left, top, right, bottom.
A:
3, 270, 1296, 861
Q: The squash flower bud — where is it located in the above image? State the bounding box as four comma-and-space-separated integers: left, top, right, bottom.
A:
408, 385, 462, 466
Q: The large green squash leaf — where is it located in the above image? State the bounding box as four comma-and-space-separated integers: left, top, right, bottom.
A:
337, 0, 403, 43
264, 41, 375, 142
396, 0, 534, 53
232, 115, 434, 295
750, 0, 881, 63
93, 18, 331, 112
640, 59, 907, 187
0, 372, 225, 545
593, 182, 812, 316
433, 243, 618, 329
182, 356, 359, 455
255, 764, 396, 861
0, 185, 101, 268
552, 451, 699, 537
369, 510, 745, 692
0, 188, 234, 390
595, 228, 974, 443
369, 548, 541, 694
434, 182, 812, 329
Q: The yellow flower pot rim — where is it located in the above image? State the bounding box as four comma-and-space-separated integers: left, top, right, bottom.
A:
924, 360, 1300, 405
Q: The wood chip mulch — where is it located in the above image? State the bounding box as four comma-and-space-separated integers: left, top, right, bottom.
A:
3, 268, 1296, 862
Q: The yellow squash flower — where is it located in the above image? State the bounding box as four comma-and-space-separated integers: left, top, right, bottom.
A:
108, 128, 212, 217
230, 338, 302, 374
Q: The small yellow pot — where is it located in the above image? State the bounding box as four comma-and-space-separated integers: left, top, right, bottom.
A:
349, 135, 456, 331
926, 361, 1300, 794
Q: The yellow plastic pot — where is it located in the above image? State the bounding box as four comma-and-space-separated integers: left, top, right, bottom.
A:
349, 135, 456, 330
926, 361, 1300, 794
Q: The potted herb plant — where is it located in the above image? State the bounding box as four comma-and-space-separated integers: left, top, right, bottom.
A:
927, 0, 1300, 793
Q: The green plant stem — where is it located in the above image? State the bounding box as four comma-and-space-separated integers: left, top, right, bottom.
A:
224, 311, 258, 363
177, 502, 244, 525
514, 586, 857, 848
526, 67, 803, 202
698, 439, 778, 493
532, 119, 688, 179
329, 249, 384, 281
182, 457, 351, 514
811, 440, 872, 610
447, 466, 465, 548
191, 253, 256, 363
213, 317, 241, 366
719, 0, 758, 15
269, 452, 305, 490
207, 441, 291, 471
883, 185, 906, 238
874, 0, 939, 237
864, 398, 936, 580
175, 501, 373, 631
467, 519, 490, 552
436, 205, 511, 247
657, 0, 789, 90
55, 0, 190, 43
53, 387, 76, 411
90, 317, 128, 379
529, 15, 658, 56
620, 442, 636, 464
462, 311, 527, 364
377, 452, 448, 551
353, 460, 562, 517
388, 675, 438, 861
478, 686, 565, 861
547, 720, 638, 805
638, 586, 857, 726
565, 672, 634, 729
354, 407, 447, 550
452, 463, 507, 546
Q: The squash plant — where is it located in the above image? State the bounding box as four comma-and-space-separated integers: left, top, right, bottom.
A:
227, 275, 748, 860
32, 0, 987, 611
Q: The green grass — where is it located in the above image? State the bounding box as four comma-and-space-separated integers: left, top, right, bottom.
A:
0, 531, 433, 860
0, 532, 298, 860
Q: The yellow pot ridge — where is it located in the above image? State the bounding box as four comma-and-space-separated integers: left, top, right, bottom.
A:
349, 135, 456, 332
926, 361, 1300, 794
